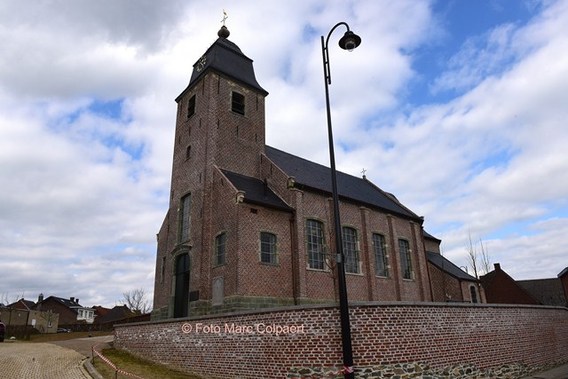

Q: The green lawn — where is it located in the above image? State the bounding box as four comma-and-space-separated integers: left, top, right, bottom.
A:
93, 347, 203, 379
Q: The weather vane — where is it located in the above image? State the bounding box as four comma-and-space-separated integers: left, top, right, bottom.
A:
221, 9, 228, 26
361, 168, 367, 178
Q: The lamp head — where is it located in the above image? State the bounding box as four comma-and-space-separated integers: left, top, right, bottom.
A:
338, 30, 361, 52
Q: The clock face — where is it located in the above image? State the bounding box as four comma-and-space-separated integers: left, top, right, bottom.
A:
196, 55, 207, 72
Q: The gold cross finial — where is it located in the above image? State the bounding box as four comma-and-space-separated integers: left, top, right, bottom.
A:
221, 9, 228, 26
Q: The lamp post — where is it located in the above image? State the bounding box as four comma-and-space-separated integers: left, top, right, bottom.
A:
321, 22, 361, 379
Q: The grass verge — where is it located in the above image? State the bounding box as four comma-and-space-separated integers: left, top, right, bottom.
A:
92, 347, 203, 379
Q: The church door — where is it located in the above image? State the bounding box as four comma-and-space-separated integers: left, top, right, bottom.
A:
174, 253, 190, 317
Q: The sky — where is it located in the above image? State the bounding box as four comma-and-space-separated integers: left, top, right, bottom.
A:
1, 0, 567, 308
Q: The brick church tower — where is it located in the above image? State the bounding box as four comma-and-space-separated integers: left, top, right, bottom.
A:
153, 25, 277, 319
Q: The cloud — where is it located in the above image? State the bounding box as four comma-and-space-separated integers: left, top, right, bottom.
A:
0, 0, 566, 309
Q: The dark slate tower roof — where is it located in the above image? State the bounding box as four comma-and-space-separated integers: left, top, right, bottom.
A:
265, 145, 422, 221
182, 26, 268, 97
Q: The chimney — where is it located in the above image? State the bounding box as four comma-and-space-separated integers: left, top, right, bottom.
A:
494, 263, 501, 271
76, 298, 79, 304
38, 293, 44, 303
70, 296, 75, 303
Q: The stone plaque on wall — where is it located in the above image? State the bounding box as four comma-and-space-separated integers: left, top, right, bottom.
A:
212, 276, 224, 306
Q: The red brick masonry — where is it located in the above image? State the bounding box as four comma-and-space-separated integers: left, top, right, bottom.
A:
115, 302, 568, 378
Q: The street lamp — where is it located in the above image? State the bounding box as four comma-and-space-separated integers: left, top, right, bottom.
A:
321, 22, 361, 379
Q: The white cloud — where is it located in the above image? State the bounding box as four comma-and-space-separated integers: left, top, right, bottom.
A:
0, 0, 566, 309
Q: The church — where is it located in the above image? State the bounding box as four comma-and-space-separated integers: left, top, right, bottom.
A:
151, 25, 481, 320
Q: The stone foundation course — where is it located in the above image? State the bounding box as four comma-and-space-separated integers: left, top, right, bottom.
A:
115, 302, 568, 379
288, 362, 546, 378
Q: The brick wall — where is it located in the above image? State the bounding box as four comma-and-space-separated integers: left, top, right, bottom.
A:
429, 263, 463, 302
115, 302, 568, 378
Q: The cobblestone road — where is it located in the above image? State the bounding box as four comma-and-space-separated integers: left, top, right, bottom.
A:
0, 341, 91, 379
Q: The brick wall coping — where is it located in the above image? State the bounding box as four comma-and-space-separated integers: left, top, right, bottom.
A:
116, 301, 567, 328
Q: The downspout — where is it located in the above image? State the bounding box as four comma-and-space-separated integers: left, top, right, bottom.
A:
420, 223, 436, 302
289, 212, 299, 305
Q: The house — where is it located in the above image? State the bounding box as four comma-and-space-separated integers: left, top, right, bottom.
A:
559, 267, 568, 307
152, 25, 478, 320
0, 298, 60, 334
7, 298, 36, 311
516, 267, 568, 307
517, 278, 566, 306
93, 305, 111, 321
35, 295, 95, 325
480, 263, 540, 305
94, 305, 138, 325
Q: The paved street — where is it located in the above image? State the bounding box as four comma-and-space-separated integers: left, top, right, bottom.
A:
0, 341, 88, 378
0, 336, 112, 379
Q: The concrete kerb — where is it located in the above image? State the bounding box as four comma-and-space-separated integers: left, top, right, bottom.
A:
83, 358, 104, 379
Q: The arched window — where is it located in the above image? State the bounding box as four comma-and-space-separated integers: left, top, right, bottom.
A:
470, 285, 478, 303
187, 94, 196, 118
260, 232, 277, 264
214, 232, 227, 266
399, 239, 413, 279
179, 194, 191, 243
373, 233, 389, 277
231, 91, 245, 115
306, 219, 325, 270
342, 227, 360, 274
174, 253, 190, 318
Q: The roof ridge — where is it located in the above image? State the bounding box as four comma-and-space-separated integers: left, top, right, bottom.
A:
265, 145, 421, 221
266, 145, 365, 183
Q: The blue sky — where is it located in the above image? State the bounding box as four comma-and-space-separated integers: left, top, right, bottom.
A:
410, 0, 536, 104
0, 0, 566, 308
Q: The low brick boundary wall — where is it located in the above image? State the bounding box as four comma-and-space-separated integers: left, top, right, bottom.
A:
115, 302, 568, 378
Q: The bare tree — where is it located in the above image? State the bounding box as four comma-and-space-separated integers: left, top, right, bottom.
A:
0, 292, 9, 306
0, 291, 25, 306
466, 233, 491, 279
479, 239, 491, 274
122, 288, 151, 314
467, 233, 480, 279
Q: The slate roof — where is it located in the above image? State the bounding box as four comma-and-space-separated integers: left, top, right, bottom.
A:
423, 230, 441, 242
7, 298, 36, 310
517, 278, 567, 306
42, 296, 92, 310
95, 305, 136, 324
426, 251, 478, 281
51, 296, 82, 308
182, 32, 268, 98
221, 170, 294, 212
265, 145, 421, 221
